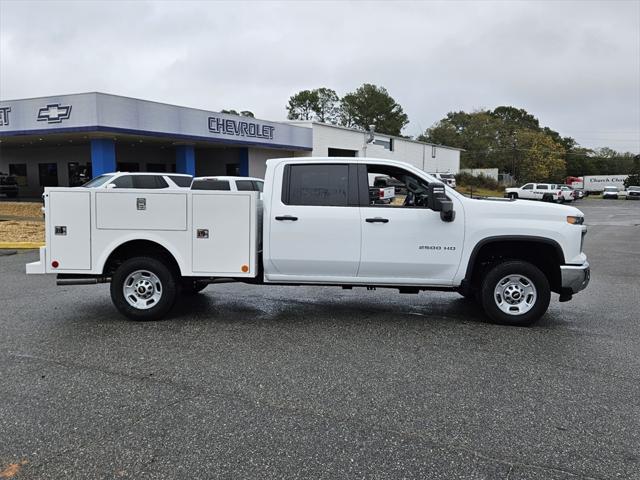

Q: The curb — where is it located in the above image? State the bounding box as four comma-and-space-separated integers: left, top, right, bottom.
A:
0, 242, 44, 249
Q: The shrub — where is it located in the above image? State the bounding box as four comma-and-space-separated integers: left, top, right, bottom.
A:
455, 172, 500, 190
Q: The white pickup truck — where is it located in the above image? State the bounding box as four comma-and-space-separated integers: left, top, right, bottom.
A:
26, 157, 590, 326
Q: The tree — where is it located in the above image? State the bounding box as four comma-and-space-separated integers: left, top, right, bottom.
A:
286, 88, 340, 123
221, 109, 254, 117
515, 130, 566, 182
624, 155, 640, 188
339, 84, 409, 136
287, 90, 319, 121
314, 88, 340, 123
418, 110, 501, 169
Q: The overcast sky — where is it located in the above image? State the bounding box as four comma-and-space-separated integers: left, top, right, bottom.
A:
1, 0, 638, 152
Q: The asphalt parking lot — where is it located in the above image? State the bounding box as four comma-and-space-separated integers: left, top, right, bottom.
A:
1, 200, 639, 479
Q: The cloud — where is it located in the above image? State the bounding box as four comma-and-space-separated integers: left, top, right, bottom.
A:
1, 0, 638, 151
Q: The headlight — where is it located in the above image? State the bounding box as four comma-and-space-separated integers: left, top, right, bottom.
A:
567, 216, 584, 225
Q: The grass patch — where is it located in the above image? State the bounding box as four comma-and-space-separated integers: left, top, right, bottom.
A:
0, 201, 42, 218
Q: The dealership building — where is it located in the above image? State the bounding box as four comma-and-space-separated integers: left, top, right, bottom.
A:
0, 92, 461, 196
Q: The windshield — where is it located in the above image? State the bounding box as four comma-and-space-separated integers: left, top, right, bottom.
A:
628, 186, 640, 191
439, 173, 455, 179
83, 174, 115, 188
604, 187, 618, 192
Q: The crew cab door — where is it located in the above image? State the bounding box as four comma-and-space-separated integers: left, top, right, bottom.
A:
266, 162, 361, 279
357, 164, 464, 285
520, 183, 535, 199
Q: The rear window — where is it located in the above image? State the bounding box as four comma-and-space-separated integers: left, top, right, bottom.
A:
236, 180, 263, 192
191, 179, 231, 191
168, 175, 192, 187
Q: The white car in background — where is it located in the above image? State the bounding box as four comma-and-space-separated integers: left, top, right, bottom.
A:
190, 176, 264, 192
505, 183, 564, 202
83, 172, 193, 189
429, 173, 456, 188
560, 186, 575, 202
602, 186, 620, 199
625, 185, 640, 200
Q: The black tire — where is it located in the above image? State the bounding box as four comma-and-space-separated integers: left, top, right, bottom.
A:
110, 256, 177, 321
508, 193, 518, 200
181, 278, 208, 295
479, 260, 550, 327
542, 193, 552, 202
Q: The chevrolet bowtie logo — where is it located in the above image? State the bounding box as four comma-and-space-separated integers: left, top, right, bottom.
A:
37, 103, 72, 123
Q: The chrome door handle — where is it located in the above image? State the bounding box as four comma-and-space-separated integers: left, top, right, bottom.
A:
275, 215, 298, 221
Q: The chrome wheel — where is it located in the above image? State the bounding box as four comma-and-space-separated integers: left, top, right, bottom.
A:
493, 274, 537, 316
123, 270, 163, 310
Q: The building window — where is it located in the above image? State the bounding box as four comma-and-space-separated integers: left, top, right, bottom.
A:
328, 148, 357, 157
226, 164, 239, 176
9, 164, 27, 186
68, 162, 92, 187
146, 163, 167, 172
38, 163, 58, 187
116, 162, 140, 172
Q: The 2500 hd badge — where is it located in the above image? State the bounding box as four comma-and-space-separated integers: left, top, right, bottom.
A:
419, 245, 456, 251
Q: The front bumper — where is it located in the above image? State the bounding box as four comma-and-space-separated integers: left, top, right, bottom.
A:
560, 261, 590, 294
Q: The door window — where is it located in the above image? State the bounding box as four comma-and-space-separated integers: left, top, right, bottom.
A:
132, 175, 169, 189
191, 179, 231, 191
365, 164, 430, 208
283, 164, 349, 207
168, 175, 193, 187
537, 185, 549, 190
522, 184, 533, 190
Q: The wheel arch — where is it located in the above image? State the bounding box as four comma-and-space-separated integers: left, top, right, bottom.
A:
99, 238, 184, 277
464, 236, 565, 293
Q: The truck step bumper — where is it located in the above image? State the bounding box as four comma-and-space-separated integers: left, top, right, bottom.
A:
25, 247, 46, 274
560, 261, 590, 294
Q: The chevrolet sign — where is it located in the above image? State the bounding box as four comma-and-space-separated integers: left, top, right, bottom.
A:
208, 116, 275, 140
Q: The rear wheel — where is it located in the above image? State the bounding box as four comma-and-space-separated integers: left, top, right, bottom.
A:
480, 260, 550, 326
110, 256, 177, 321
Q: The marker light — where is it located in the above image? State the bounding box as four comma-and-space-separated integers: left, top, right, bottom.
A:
241, 264, 249, 273
567, 216, 584, 225
51, 260, 59, 268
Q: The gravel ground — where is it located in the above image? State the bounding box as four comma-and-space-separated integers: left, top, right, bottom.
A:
0, 201, 638, 479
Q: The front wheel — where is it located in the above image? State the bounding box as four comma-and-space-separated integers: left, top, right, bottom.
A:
110, 256, 177, 321
508, 193, 518, 200
480, 260, 550, 326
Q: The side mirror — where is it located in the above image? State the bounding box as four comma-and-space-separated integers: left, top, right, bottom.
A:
427, 182, 455, 222
106, 183, 117, 189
